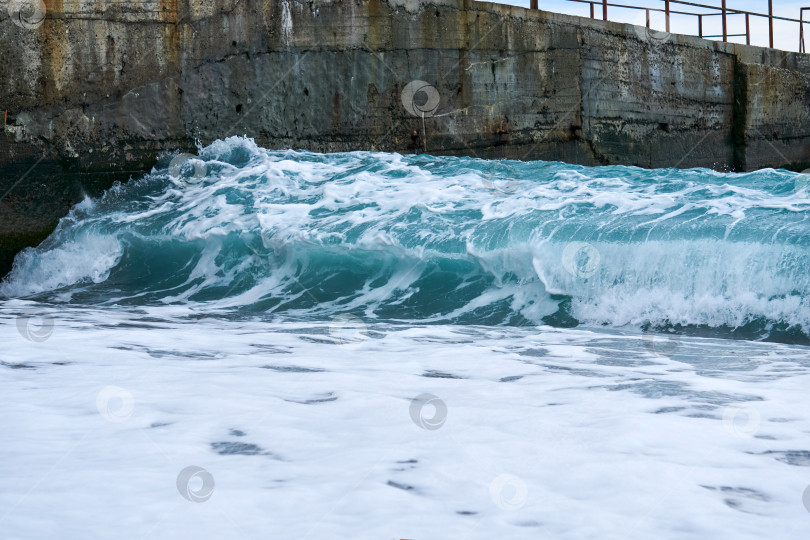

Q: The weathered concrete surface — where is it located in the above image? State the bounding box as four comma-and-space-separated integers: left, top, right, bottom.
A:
2, 0, 810, 276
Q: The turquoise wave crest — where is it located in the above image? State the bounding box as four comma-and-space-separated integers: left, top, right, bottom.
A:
4, 137, 810, 343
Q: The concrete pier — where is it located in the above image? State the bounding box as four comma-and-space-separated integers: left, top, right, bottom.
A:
2, 0, 810, 275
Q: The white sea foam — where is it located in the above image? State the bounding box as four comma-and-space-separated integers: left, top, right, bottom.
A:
1, 233, 123, 297
1, 303, 810, 538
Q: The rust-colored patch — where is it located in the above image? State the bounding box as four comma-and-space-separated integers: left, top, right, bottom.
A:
332, 92, 341, 131
368, 0, 380, 49
160, 0, 181, 65
485, 118, 511, 145
40, 0, 68, 104
160, 0, 180, 22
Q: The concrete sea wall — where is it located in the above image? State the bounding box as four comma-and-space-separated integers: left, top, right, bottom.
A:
1, 0, 810, 275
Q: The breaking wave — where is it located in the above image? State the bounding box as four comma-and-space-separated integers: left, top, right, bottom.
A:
4, 136, 810, 344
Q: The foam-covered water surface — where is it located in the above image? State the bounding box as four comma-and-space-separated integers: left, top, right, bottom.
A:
2, 304, 810, 538
3, 137, 810, 538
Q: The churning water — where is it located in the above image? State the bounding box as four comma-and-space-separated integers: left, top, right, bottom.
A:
2, 137, 810, 538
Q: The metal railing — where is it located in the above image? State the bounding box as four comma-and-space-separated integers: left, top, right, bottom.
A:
528, 1, 810, 52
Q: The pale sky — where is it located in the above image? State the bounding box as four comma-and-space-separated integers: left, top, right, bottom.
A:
491, 0, 809, 52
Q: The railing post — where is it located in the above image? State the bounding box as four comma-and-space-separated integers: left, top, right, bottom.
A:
665, 0, 670, 33
602, 0, 607, 21
745, 13, 750, 45
768, 0, 774, 48
530, 0, 537, 9
590, 2, 594, 19
722, 0, 728, 42
646, 9, 650, 28
698, 14, 703, 38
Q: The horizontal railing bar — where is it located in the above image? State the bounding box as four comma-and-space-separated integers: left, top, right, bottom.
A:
561, 0, 810, 25
667, 0, 806, 24
534, 0, 810, 52
564, 0, 713, 17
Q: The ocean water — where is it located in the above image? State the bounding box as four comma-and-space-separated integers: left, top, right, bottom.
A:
2, 136, 810, 538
